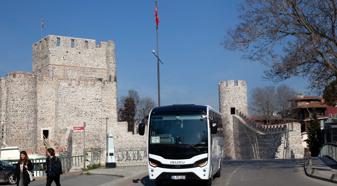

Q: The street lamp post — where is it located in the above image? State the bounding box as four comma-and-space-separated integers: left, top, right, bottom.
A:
152, 50, 163, 107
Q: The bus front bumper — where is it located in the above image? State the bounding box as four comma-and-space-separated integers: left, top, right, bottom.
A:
148, 166, 210, 180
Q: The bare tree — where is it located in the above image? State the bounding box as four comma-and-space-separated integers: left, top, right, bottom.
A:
136, 97, 156, 124
323, 80, 337, 106
225, 0, 337, 90
251, 85, 297, 120
251, 86, 276, 121
275, 84, 297, 116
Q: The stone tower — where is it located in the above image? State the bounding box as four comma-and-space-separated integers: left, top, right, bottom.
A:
32, 35, 116, 81
31, 35, 118, 160
0, 35, 118, 162
218, 80, 248, 159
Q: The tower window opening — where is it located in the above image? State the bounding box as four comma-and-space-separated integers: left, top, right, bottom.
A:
85, 40, 89, 49
231, 107, 236, 115
43, 129, 49, 139
56, 37, 61, 46
71, 39, 75, 48
234, 80, 239, 86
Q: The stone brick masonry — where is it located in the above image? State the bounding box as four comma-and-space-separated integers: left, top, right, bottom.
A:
219, 80, 304, 160
0, 35, 118, 163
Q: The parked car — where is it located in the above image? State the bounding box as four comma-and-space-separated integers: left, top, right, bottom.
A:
0, 160, 16, 185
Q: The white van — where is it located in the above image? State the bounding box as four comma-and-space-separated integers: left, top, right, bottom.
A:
0, 146, 20, 160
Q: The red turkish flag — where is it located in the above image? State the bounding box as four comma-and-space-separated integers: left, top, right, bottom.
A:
155, 2, 159, 29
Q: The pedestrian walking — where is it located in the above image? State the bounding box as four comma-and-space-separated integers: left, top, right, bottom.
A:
45, 148, 62, 186
15, 151, 34, 186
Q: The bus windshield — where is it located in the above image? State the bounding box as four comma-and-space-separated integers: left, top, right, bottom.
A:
149, 115, 208, 147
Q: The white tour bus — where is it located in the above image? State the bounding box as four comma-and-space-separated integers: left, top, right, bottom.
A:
139, 104, 224, 186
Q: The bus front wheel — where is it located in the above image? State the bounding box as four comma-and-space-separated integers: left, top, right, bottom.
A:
215, 165, 221, 178
155, 180, 163, 186
204, 179, 212, 186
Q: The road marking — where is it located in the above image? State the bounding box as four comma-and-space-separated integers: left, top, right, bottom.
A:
225, 165, 243, 186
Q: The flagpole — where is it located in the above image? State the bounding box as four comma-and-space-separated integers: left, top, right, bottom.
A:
40, 18, 42, 38
155, 0, 161, 107
40, 18, 44, 38
155, 0, 160, 106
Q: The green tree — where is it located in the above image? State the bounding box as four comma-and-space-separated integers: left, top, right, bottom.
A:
118, 90, 156, 133
306, 117, 323, 156
323, 80, 337, 106
121, 97, 136, 133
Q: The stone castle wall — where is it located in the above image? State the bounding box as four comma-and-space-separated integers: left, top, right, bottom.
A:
0, 35, 118, 164
0, 72, 37, 153
276, 123, 304, 159
112, 122, 147, 166
219, 80, 304, 160
233, 118, 303, 159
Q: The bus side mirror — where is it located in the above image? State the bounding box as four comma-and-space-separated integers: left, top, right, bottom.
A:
138, 123, 145, 136
211, 123, 218, 134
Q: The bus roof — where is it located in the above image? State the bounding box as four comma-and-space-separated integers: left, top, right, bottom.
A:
151, 104, 209, 116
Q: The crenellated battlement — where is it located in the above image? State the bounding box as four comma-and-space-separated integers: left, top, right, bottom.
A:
32, 35, 116, 81
33, 35, 115, 51
7, 71, 34, 79
219, 80, 247, 87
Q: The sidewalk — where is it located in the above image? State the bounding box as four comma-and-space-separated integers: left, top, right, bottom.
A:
86, 166, 148, 186
304, 156, 337, 183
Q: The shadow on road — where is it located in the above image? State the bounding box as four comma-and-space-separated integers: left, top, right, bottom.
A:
132, 176, 209, 186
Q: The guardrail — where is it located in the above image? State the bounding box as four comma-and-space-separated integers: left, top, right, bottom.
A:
115, 148, 147, 166
3, 155, 85, 177
304, 145, 337, 183
320, 143, 337, 162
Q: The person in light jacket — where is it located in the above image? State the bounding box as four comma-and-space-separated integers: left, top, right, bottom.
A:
15, 151, 33, 186
45, 148, 62, 186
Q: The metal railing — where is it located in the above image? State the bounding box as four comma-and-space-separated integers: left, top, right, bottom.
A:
3, 155, 85, 177
320, 143, 337, 162
115, 148, 147, 166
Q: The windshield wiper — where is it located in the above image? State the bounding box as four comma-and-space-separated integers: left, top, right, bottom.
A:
193, 143, 207, 148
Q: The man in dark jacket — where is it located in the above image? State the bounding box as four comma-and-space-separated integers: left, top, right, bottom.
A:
45, 148, 62, 186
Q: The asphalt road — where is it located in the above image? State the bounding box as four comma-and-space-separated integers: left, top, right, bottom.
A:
122, 160, 336, 186
0, 174, 121, 186
2, 160, 335, 186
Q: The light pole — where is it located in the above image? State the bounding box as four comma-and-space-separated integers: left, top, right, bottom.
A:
154, 0, 161, 106
152, 50, 163, 106
105, 117, 108, 166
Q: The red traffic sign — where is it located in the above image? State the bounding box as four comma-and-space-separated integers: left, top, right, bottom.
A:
73, 126, 85, 132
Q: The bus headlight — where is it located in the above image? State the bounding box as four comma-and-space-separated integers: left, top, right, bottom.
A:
149, 158, 160, 168
194, 158, 208, 167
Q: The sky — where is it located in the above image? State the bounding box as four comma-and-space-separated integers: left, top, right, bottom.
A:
0, 0, 312, 110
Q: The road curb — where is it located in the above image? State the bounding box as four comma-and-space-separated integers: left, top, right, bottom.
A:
304, 160, 337, 183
